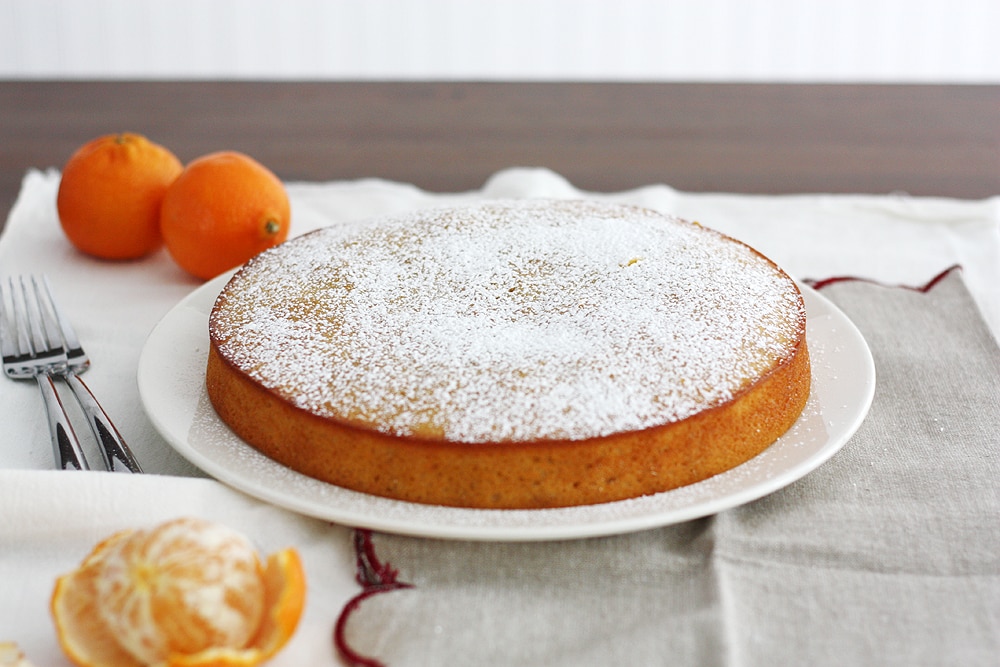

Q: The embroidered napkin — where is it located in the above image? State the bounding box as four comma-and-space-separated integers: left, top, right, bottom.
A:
335, 269, 1000, 667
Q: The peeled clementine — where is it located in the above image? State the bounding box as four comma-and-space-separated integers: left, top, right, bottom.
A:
57, 133, 183, 260
51, 517, 306, 667
160, 151, 290, 280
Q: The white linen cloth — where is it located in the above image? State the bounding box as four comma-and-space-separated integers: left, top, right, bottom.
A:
1, 167, 998, 666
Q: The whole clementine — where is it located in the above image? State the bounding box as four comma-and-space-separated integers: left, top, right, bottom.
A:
160, 151, 290, 280
57, 133, 183, 260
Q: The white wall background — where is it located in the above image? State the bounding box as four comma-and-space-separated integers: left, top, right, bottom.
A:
2, 0, 998, 82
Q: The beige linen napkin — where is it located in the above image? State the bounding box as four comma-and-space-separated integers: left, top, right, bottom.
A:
336, 269, 1000, 667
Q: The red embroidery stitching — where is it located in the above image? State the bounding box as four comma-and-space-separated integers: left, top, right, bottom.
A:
334, 529, 413, 667
804, 265, 961, 293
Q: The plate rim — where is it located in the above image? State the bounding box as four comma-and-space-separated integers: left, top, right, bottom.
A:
138, 274, 875, 541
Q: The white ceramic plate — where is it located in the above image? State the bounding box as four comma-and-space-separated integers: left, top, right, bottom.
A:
138, 273, 875, 541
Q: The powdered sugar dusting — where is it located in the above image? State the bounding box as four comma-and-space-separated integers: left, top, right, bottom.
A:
210, 200, 804, 443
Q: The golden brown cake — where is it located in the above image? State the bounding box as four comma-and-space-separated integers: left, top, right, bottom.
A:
206, 200, 810, 509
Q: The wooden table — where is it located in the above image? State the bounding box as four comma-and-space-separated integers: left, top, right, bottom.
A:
2, 82, 999, 227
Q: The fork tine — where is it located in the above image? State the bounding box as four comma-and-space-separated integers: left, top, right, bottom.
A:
31, 276, 67, 354
23, 276, 66, 359
7, 277, 35, 360
17, 277, 43, 355
0, 280, 15, 361
40, 275, 85, 358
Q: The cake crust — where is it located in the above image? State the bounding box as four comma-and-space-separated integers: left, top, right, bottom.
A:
206, 200, 810, 509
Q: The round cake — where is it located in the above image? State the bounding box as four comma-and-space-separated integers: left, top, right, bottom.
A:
206, 200, 810, 509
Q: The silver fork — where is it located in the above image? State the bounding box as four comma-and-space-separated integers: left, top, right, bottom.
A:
37, 276, 143, 473
1, 276, 89, 470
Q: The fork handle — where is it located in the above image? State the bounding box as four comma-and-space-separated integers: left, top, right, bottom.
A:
64, 372, 143, 473
35, 374, 89, 471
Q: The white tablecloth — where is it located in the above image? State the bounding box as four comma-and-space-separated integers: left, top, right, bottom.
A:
1, 167, 998, 666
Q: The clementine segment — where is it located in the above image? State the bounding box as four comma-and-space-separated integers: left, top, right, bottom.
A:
50, 530, 143, 667
50, 518, 306, 667
57, 133, 183, 260
160, 151, 290, 280
169, 550, 307, 667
